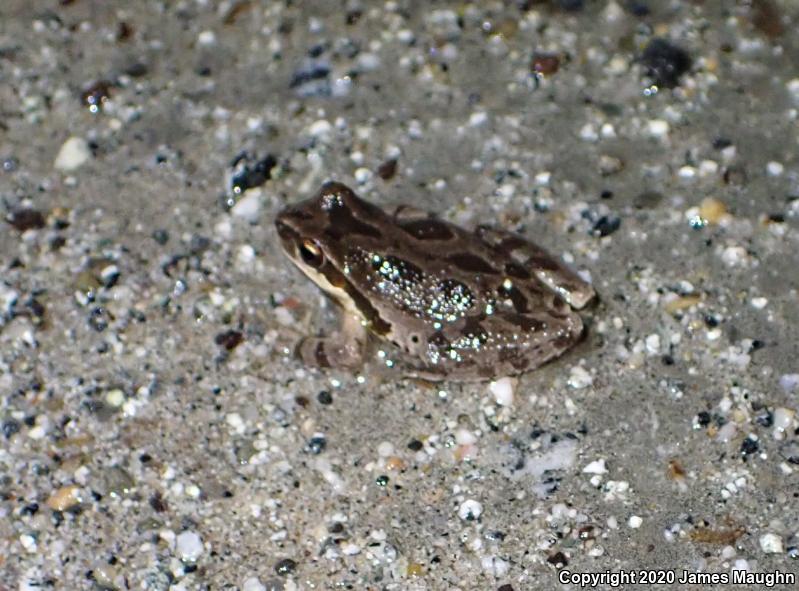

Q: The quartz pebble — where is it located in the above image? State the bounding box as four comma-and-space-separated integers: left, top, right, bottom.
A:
489, 377, 515, 406
242, 578, 266, 591
176, 530, 204, 562
582, 459, 608, 474
54, 137, 91, 171
759, 533, 784, 554
568, 366, 593, 389
458, 499, 483, 521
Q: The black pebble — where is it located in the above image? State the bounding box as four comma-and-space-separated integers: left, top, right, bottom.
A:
307, 436, 326, 454
696, 411, 711, 427
592, 215, 621, 237
317, 390, 333, 405
407, 439, 423, 451
152, 229, 169, 245
274, 558, 297, 576
230, 152, 277, 194
215, 330, 244, 351
641, 38, 692, 88
740, 436, 759, 458
7, 208, 46, 232
2, 419, 21, 439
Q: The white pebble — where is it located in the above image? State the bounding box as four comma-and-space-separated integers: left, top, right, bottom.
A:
197, 30, 216, 46
20, 534, 37, 552
308, 119, 332, 138
458, 499, 483, 521
481, 555, 510, 577
645, 334, 661, 355
567, 365, 593, 389
582, 459, 608, 475
772, 407, 795, 435
678, 165, 697, 180
489, 377, 515, 406
750, 297, 768, 309
469, 111, 488, 127
377, 441, 394, 457
628, 515, 643, 529
54, 137, 91, 171
788, 78, 799, 101
105, 388, 125, 407
721, 245, 748, 267
579, 123, 599, 142
766, 161, 784, 177
779, 375, 799, 393
534, 171, 551, 185
698, 160, 718, 176
176, 531, 203, 561
242, 578, 266, 591
231, 190, 262, 222
759, 533, 783, 554
354, 167, 372, 184
647, 119, 669, 138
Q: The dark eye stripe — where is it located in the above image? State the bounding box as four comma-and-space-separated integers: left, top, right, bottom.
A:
329, 204, 382, 238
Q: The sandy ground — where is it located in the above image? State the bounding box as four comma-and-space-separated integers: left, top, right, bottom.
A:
1, 1, 799, 589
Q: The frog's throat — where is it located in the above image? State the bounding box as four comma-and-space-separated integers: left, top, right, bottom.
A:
290, 258, 391, 337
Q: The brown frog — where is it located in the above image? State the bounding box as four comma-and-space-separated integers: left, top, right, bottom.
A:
275, 182, 595, 381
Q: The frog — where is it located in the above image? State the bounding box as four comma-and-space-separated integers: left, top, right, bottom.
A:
275, 181, 596, 381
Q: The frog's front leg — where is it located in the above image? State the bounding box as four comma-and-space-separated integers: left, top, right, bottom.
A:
297, 313, 367, 370
475, 225, 596, 309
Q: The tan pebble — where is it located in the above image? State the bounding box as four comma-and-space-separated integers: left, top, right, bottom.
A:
46, 485, 81, 511
664, 294, 701, 314
406, 562, 424, 577
699, 197, 728, 224
385, 456, 406, 471
667, 459, 686, 480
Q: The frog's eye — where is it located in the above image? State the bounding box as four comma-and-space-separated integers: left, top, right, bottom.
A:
299, 239, 324, 268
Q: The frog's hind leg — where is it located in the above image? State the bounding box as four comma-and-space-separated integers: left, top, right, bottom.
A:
296, 313, 368, 370
475, 225, 596, 309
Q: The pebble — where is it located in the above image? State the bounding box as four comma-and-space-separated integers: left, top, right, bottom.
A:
489, 377, 515, 406
640, 38, 692, 88
567, 365, 593, 389
275, 558, 297, 576
54, 137, 91, 171
628, 515, 643, 529
232, 190, 263, 222
458, 499, 483, 521
759, 533, 784, 554
788, 78, 799, 102
647, 119, 669, 138
377, 441, 394, 457
766, 161, 784, 176
46, 485, 81, 511
105, 388, 125, 407
242, 578, 266, 591
582, 459, 608, 474
176, 530, 204, 562
778, 375, 799, 393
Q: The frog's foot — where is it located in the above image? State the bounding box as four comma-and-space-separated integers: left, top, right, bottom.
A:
295, 313, 367, 370
476, 225, 596, 309
297, 336, 365, 370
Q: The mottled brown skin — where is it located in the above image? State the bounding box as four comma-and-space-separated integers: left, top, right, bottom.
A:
275, 182, 596, 381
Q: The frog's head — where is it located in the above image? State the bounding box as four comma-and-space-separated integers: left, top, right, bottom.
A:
275, 182, 388, 304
